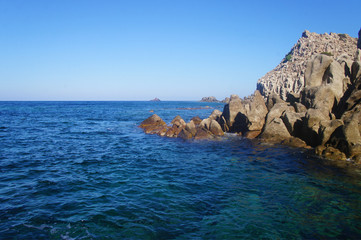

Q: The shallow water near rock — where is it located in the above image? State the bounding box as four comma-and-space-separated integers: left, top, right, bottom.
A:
0, 101, 361, 239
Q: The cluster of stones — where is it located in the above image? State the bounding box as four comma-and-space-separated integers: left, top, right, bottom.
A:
257, 30, 358, 100
139, 112, 224, 140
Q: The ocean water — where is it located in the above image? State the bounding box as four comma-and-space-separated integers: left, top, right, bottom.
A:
0, 101, 361, 239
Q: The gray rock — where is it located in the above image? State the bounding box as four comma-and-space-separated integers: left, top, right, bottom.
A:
322, 61, 347, 99
219, 94, 247, 133
319, 119, 344, 145
301, 108, 330, 147
300, 85, 336, 114
304, 54, 333, 87
281, 111, 304, 136
247, 90, 268, 131
265, 103, 295, 124
259, 117, 291, 143
266, 93, 285, 111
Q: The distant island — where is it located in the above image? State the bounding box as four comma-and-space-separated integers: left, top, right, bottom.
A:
150, 98, 161, 102
200, 96, 230, 103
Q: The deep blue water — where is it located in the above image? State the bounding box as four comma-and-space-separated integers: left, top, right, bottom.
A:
0, 101, 361, 239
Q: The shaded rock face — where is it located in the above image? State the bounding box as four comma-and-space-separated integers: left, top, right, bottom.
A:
358, 28, 361, 49
257, 30, 357, 100
220, 90, 268, 135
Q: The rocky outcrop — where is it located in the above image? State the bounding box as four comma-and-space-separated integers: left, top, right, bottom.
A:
257, 30, 357, 100
150, 98, 161, 101
139, 114, 168, 135
140, 29, 361, 165
219, 90, 268, 135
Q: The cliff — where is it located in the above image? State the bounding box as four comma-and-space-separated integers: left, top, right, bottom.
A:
257, 30, 358, 100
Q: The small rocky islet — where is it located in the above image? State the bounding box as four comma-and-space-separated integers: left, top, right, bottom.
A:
140, 29, 361, 165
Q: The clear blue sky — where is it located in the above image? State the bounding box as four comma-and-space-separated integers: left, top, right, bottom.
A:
0, 0, 360, 101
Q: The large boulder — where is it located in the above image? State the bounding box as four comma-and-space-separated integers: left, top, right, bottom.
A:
209, 120, 224, 136
300, 85, 336, 114
281, 111, 304, 136
194, 127, 214, 140
319, 119, 344, 145
265, 103, 295, 124
300, 108, 330, 147
322, 61, 347, 100
246, 90, 268, 131
201, 118, 224, 136
139, 114, 168, 135
259, 117, 291, 143
304, 54, 333, 87
220, 91, 268, 134
220, 94, 247, 133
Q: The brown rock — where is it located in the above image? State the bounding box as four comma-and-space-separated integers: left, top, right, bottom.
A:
191, 116, 202, 126
322, 146, 347, 161
281, 137, 309, 148
244, 130, 261, 139
185, 120, 197, 136
139, 114, 168, 135
194, 127, 214, 140
178, 128, 193, 140
209, 120, 224, 136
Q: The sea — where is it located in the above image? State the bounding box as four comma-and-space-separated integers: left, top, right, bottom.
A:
0, 101, 360, 239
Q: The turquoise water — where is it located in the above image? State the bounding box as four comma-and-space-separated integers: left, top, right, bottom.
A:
0, 101, 360, 239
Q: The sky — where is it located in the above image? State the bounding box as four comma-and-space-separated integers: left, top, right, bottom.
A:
0, 0, 360, 101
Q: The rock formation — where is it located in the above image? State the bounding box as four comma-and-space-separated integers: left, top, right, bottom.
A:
140, 29, 361, 165
257, 30, 357, 100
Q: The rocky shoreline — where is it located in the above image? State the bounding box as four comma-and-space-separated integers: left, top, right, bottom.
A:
140, 29, 361, 165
